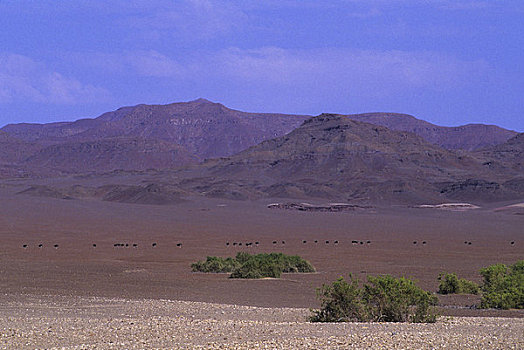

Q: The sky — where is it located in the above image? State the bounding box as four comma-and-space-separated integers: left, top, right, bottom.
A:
0, 0, 523, 131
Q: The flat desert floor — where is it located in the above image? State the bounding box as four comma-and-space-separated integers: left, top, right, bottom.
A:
0, 182, 523, 348
1, 295, 523, 349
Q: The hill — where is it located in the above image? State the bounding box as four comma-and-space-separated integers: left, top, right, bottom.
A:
176, 114, 522, 204
2, 99, 308, 161
23, 137, 197, 173
344, 113, 517, 151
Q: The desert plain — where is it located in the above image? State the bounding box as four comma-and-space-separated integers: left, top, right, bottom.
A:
1, 177, 523, 349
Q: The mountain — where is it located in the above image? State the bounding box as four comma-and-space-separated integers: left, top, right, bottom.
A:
176, 114, 522, 203
343, 113, 517, 151
0, 131, 41, 163
472, 133, 524, 196
0, 99, 519, 179
23, 137, 197, 173
475, 133, 524, 168
2, 99, 309, 160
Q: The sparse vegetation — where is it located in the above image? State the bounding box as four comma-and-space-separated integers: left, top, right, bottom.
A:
479, 260, 524, 310
311, 274, 438, 323
437, 273, 479, 295
436, 260, 523, 309
191, 252, 315, 279
190, 256, 240, 273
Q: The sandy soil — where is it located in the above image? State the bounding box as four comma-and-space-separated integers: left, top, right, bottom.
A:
1, 184, 522, 311
1, 294, 523, 349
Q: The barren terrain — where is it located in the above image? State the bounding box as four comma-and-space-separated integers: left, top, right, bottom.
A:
1, 179, 523, 348
1, 184, 522, 311
1, 295, 522, 349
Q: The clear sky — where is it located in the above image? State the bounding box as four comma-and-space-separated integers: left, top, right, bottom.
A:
0, 0, 523, 131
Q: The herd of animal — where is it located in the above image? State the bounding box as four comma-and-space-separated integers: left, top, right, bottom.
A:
19, 239, 516, 249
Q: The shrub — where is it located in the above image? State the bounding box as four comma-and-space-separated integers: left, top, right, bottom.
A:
363, 275, 438, 323
192, 252, 315, 279
310, 275, 367, 322
480, 260, 524, 309
191, 256, 239, 273
438, 273, 479, 295
311, 275, 438, 323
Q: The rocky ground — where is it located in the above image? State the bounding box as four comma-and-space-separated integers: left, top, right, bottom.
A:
1, 294, 522, 349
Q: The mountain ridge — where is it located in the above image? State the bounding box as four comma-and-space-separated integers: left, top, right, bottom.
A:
0, 99, 520, 179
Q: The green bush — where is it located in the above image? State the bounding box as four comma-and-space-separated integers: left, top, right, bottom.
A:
191, 252, 315, 279
310, 275, 367, 322
311, 275, 438, 323
480, 260, 524, 309
191, 256, 239, 273
438, 273, 479, 295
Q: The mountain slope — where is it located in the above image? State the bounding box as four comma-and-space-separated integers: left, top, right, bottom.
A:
24, 137, 197, 173
2, 99, 309, 160
344, 113, 517, 151
0, 100, 519, 178
475, 133, 524, 168
180, 114, 522, 203
0, 131, 42, 164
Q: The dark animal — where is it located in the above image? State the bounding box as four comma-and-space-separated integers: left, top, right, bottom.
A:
511, 241, 515, 245
314, 240, 318, 243
255, 241, 259, 245
422, 241, 427, 245
22, 244, 27, 248
325, 240, 329, 244
176, 243, 182, 247
54, 244, 59, 248
352, 240, 358, 244
38, 244, 43, 248
226, 242, 230, 246
334, 240, 339, 244
413, 241, 417, 245
133, 243, 137, 247
366, 240, 371, 244
303, 240, 307, 244
152, 243, 157, 247
273, 241, 277, 244
93, 244, 97, 247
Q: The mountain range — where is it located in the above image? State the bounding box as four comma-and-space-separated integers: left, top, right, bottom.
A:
1, 99, 522, 205
342, 113, 517, 151
175, 114, 523, 203
0, 99, 308, 173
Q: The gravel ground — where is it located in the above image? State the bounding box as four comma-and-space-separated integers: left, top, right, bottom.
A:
0, 294, 523, 349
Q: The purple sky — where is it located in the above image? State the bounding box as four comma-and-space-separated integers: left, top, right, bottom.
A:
1, 1, 523, 131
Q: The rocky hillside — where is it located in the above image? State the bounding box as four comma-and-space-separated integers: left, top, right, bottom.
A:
23, 137, 197, 173
177, 114, 522, 203
344, 113, 517, 151
0, 99, 308, 174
